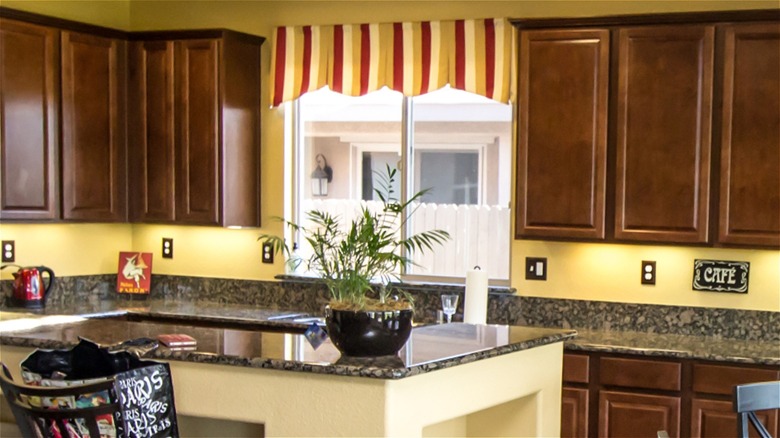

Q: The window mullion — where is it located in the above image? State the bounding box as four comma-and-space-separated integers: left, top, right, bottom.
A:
290, 99, 303, 252
400, 96, 413, 275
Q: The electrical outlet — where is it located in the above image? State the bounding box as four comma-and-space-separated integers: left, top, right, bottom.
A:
262, 242, 274, 264
642, 260, 656, 285
162, 238, 174, 259
2, 240, 15, 263
525, 257, 547, 280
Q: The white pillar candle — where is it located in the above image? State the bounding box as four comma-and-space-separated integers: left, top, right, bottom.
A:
464, 267, 488, 324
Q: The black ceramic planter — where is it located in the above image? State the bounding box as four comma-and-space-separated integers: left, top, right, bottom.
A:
325, 306, 413, 357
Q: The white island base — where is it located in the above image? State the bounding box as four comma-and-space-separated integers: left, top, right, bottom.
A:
1, 329, 566, 437
171, 341, 564, 437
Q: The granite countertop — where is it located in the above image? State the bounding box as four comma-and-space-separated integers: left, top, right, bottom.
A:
567, 329, 780, 366
1, 299, 316, 332
0, 315, 576, 379
1, 299, 777, 366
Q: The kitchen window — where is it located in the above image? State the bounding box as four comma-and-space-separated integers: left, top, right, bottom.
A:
272, 18, 514, 282
291, 85, 512, 282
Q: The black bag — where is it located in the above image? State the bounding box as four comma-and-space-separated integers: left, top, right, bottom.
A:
19, 338, 179, 438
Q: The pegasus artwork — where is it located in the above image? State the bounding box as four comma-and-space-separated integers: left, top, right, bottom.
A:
121, 254, 148, 288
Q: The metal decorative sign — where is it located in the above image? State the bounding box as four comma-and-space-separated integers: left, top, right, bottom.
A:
692, 259, 750, 293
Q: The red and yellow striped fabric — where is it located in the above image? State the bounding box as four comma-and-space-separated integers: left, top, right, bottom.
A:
272, 25, 330, 107
271, 18, 513, 106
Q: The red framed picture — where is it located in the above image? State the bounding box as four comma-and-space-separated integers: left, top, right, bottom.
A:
116, 252, 153, 294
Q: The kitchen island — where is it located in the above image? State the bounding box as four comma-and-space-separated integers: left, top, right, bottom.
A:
0, 312, 576, 437
2, 295, 777, 437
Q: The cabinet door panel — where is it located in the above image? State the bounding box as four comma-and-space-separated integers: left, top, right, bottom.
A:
599, 390, 680, 437
718, 22, 780, 247
61, 31, 126, 221
175, 39, 220, 225
694, 363, 780, 396
221, 32, 261, 227
516, 29, 609, 239
129, 40, 175, 222
0, 19, 60, 220
600, 357, 681, 391
562, 387, 589, 438
563, 353, 590, 384
691, 398, 777, 438
615, 25, 714, 243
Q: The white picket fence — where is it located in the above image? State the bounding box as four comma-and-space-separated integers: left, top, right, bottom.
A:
296, 199, 510, 280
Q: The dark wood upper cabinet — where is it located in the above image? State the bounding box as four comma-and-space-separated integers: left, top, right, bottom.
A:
0, 18, 60, 220
175, 39, 221, 225
1, 7, 263, 226
717, 22, 780, 247
516, 29, 609, 240
514, 11, 778, 248
60, 30, 127, 221
129, 32, 262, 227
614, 25, 714, 243
128, 40, 176, 222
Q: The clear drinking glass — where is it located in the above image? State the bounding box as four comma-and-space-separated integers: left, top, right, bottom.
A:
440, 294, 459, 323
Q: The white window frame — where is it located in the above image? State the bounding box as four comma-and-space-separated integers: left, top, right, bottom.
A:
287, 94, 511, 286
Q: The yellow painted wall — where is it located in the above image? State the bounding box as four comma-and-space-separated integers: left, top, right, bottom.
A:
1, 0, 130, 30
130, 225, 275, 279
0, 1, 778, 312
0, 224, 132, 275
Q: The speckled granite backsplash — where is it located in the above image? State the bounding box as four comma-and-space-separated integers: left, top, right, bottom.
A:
2, 274, 776, 342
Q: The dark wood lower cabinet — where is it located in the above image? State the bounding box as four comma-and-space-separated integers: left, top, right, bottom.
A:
562, 352, 780, 438
561, 387, 589, 438
691, 398, 778, 438
599, 391, 680, 437
693, 362, 780, 438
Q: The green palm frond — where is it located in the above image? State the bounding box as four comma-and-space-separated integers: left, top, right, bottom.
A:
258, 166, 450, 310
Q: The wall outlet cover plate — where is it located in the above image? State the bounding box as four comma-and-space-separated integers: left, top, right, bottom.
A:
1, 240, 15, 263
162, 238, 174, 259
641, 260, 656, 285
262, 243, 274, 264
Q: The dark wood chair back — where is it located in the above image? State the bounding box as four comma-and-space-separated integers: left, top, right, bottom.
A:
0, 363, 123, 438
734, 380, 780, 438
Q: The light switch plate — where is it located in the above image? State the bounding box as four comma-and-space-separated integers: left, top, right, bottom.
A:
525, 257, 547, 281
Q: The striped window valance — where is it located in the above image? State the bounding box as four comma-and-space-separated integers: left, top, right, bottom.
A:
271, 18, 513, 106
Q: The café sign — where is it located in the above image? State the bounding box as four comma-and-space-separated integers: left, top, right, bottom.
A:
692, 259, 749, 293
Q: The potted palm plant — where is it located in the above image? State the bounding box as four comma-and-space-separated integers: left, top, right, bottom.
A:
259, 167, 449, 357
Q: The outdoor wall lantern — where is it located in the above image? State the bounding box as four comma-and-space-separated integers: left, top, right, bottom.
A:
311, 153, 333, 197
